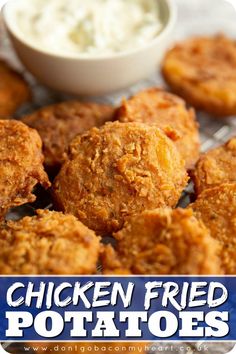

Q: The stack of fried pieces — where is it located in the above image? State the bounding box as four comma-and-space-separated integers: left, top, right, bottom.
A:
1, 34, 236, 353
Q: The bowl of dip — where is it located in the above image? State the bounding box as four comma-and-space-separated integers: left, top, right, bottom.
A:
3, 0, 177, 96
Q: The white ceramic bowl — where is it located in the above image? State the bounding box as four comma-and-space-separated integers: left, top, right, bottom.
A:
3, 0, 177, 96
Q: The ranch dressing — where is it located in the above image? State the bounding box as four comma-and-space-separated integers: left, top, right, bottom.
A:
14, 0, 164, 56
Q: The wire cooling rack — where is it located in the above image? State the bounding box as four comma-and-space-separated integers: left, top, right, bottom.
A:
1, 0, 236, 353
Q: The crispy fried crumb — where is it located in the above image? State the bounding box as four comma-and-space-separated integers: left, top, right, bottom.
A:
22, 101, 115, 171
192, 137, 236, 195
0, 60, 31, 117
0, 209, 100, 275
190, 183, 236, 275
0, 120, 50, 218
116, 88, 200, 169
162, 35, 236, 116
53, 122, 188, 236
102, 208, 221, 275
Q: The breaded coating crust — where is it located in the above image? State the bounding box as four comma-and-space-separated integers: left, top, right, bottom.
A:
192, 137, 236, 195
102, 208, 220, 275
0, 209, 100, 275
190, 184, 236, 274
162, 35, 236, 116
53, 122, 188, 235
22, 101, 115, 171
0, 120, 50, 218
116, 88, 200, 169
27, 342, 147, 354
0, 60, 31, 117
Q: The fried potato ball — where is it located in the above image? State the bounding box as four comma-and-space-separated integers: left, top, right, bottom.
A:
53, 122, 188, 235
0, 60, 31, 117
0, 120, 50, 218
190, 183, 236, 274
25, 342, 148, 354
102, 208, 221, 275
162, 35, 236, 116
0, 209, 100, 275
22, 101, 115, 172
192, 137, 236, 195
116, 88, 200, 169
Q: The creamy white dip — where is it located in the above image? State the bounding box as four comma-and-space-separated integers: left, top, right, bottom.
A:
13, 0, 164, 57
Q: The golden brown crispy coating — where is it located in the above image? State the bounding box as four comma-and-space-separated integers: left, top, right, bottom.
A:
162, 35, 236, 116
190, 184, 236, 275
22, 101, 115, 171
0, 120, 50, 218
53, 121, 188, 235
116, 88, 200, 169
0, 60, 31, 117
102, 208, 221, 275
25, 342, 148, 354
0, 209, 100, 275
192, 137, 236, 195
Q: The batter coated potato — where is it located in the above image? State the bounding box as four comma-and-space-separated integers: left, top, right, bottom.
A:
102, 208, 221, 275
0, 120, 50, 218
162, 35, 236, 116
191, 184, 236, 274
0, 209, 100, 275
192, 137, 236, 195
0, 60, 31, 117
53, 122, 188, 235
22, 101, 115, 171
116, 88, 200, 169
